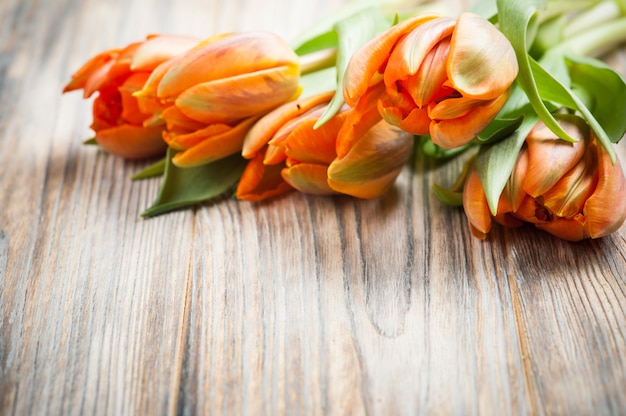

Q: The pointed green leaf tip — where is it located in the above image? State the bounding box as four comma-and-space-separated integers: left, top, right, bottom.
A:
141, 149, 247, 217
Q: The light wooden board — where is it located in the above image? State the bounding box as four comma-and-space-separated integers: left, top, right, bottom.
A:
1, 0, 625, 414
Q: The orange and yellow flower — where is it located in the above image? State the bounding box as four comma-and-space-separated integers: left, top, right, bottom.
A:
236, 91, 413, 201
134, 31, 301, 167
64, 34, 199, 158
343, 12, 518, 149
463, 116, 626, 241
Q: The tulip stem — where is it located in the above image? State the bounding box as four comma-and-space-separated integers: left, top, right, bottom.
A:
555, 16, 626, 57
299, 48, 338, 75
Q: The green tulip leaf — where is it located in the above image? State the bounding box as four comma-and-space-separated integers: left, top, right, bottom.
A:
432, 183, 464, 207
420, 137, 472, 160
476, 115, 524, 143
496, 0, 576, 143
530, 56, 617, 162
314, 7, 391, 129
476, 111, 539, 214
565, 54, 626, 144
141, 149, 247, 217
83, 138, 97, 145
131, 158, 166, 180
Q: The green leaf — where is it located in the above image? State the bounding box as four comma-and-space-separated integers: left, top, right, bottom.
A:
141, 149, 247, 217
432, 183, 464, 206
476, 115, 524, 143
83, 138, 97, 145
529, 56, 617, 162
299, 67, 337, 99
476, 111, 539, 214
496, 0, 576, 143
131, 158, 166, 180
314, 7, 391, 129
290, 0, 405, 53
566, 54, 626, 144
420, 137, 472, 160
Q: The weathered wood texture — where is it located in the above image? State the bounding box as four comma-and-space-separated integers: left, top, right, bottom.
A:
1, 0, 625, 415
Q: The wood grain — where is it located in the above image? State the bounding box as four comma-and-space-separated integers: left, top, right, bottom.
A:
1, 0, 625, 415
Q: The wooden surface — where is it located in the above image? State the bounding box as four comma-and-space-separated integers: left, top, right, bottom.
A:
1, 0, 625, 414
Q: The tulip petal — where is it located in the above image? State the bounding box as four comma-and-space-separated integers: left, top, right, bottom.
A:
429, 91, 509, 148
582, 144, 626, 238
328, 120, 412, 198
522, 118, 587, 196
342, 14, 441, 106
384, 17, 455, 87
63, 50, 119, 95
171, 117, 258, 167
157, 32, 299, 98
175, 65, 300, 124
534, 217, 587, 241
242, 91, 334, 158
404, 38, 451, 108
284, 112, 346, 165
462, 170, 492, 238
95, 124, 166, 159
428, 95, 489, 120
119, 72, 151, 125
131, 34, 199, 71
161, 105, 208, 132
541, 150, 596, 218
282, 164, 337, 195
163, 123, 232, 150
447, 13, 519, 99
236, 152, 294, 201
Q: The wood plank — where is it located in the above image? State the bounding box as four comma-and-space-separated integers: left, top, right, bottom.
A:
0, 0, 625, 414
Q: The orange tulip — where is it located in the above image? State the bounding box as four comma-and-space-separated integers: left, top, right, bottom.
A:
343, 12, 518, 149
463, 116, 626, 241
134, 31, 301, 168
64, 34, 199, 158
236, 91, 413, 201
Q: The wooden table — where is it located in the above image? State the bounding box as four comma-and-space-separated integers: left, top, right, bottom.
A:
1, 0, 625, 414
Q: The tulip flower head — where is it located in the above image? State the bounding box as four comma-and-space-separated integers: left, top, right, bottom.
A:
343, 12, 518, 149
64, 34, 199, 158
134, 31, 301, 168
463, 115, 626, 241
236, 91, 413, 201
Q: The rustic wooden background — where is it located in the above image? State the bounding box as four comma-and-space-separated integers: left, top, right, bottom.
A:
1, 0, 625, 414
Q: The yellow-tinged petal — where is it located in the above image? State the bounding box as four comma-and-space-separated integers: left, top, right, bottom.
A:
119, 72, 151, 125
522, 118, 588, 196
403, 38, 450, 108
384, 17, 455, 87
171, 117, 258, 167
342, 13, 441, 106
95, 124, 166, 159
242, 91, 334, 158
282, 164, 337, 195
160, 105, 207, 132
429, 91, 509, 148
541, 150, 597, 218
174, 65, 300, 124
328, 120, 412, 198
163, 123, 232, 150
157, 31, 299, 98
131, 34, 199, 71
447, 13, 518, 99
428, 95, 489, 120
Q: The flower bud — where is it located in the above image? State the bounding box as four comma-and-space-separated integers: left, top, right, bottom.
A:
64, 35, 199, 158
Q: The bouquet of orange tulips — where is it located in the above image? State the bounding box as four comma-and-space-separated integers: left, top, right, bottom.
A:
64, 0, 626, 241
